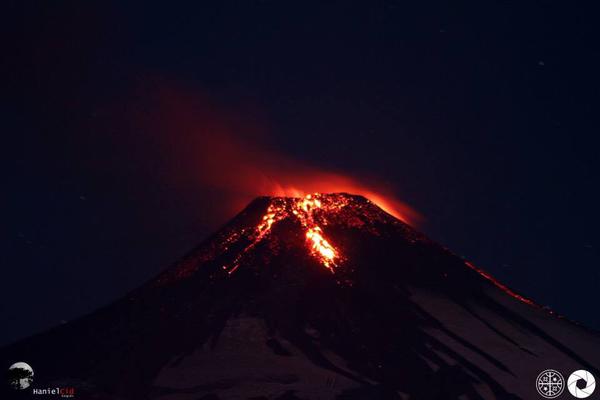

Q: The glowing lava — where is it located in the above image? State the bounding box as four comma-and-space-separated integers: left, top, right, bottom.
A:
226, 193, 342, 274
464, 261, 535, 306
157, 192, 535, 310
305, 227, 336, 272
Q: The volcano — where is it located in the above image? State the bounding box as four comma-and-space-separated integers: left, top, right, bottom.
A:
2, 193, 599, 399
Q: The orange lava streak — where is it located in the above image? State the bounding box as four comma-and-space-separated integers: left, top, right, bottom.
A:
464, 261, 535, 306
257, 203, 285, 238
306, 227, 337, 272
226, 202, 287, 275
294, 194, 339, 272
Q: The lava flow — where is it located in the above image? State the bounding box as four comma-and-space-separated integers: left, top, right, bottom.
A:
153, 191, 537, 312
226, 193, 343, 274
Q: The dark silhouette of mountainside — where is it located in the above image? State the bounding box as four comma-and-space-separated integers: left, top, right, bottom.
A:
2, 193, 599, 399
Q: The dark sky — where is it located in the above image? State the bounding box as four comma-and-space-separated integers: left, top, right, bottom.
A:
3, 2, 600, 345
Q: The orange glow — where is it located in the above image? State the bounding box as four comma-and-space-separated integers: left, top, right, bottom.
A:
265, 179, 419, 225
225, 193, 344, 274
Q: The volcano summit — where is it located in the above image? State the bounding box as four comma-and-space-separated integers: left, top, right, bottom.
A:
2, 193, 599, 399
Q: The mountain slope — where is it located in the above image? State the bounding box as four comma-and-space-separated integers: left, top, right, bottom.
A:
2, 193, 599, 399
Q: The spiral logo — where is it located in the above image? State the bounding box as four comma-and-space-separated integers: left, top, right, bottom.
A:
568, 370, 596, 399
536, 369, 565, 398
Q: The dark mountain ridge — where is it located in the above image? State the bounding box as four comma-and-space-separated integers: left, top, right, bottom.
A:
2, 193, 599, 399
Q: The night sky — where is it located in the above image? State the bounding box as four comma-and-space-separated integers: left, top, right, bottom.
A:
4, 2, 600, 345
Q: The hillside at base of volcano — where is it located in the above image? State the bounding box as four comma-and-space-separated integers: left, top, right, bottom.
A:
2, 193, 599, 400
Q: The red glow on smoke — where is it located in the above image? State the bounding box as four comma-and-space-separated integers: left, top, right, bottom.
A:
260, 176, 418, 224
133, 83, 421, 226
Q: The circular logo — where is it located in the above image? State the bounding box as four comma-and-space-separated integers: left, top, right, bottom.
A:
536, 369, 565, 398
568, 370, 596, 398
7, 362, 34, 390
